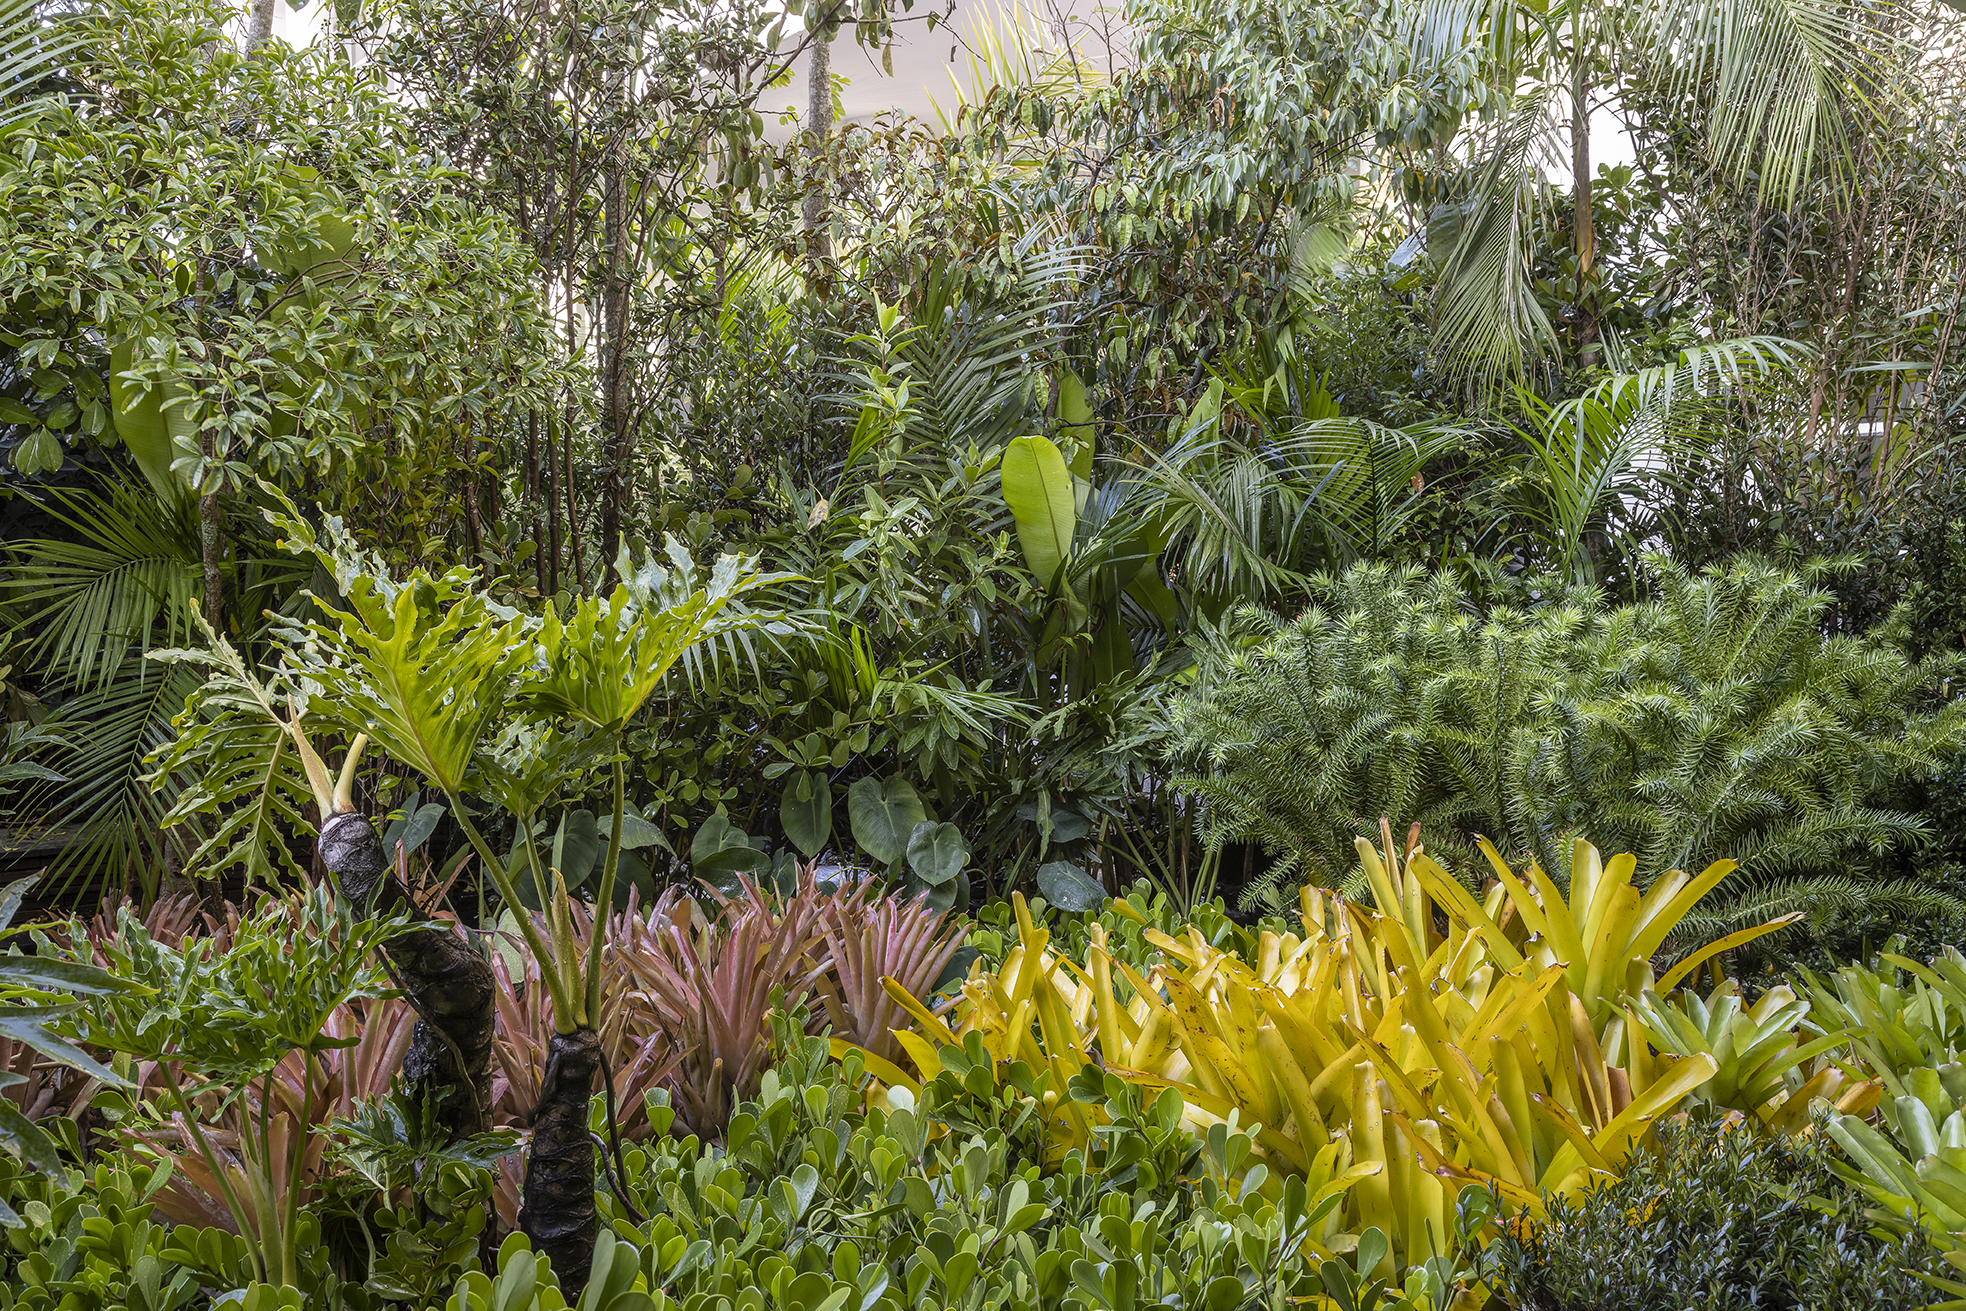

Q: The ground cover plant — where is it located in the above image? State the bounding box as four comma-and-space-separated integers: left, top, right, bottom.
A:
3, 0, 1966, 1307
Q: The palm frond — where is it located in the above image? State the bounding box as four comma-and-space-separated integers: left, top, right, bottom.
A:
1428, 87, 1561, 391
3, 480, 202, 693
1636, 0, 1892, 206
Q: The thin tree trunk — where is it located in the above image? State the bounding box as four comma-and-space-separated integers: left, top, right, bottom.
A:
599, 79, 631, 575
545, 414, 562, 595
564, 407, 588, 591
1571, 10, 1597, 368
317, 813, 497, 1143
244, 0, 277, 51
461, 422, 485, 563
198, 455, 226, 634
803, 18, 833, 273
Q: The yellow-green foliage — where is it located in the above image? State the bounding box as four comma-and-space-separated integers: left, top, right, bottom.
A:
846, 827, 1846, 1278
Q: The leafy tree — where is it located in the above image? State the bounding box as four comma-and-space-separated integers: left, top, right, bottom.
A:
0, 0, 560, 601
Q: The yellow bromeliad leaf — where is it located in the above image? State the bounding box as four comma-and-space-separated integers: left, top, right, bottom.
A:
829, 832, 1786, 1281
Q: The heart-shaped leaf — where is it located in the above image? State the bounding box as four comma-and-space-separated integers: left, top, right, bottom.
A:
847, 776, 925, 867
1035, 860, 1105, 912
905, 820, 968, 886
781, 768, 832, 857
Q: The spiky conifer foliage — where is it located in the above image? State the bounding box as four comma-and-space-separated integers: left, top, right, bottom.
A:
1173, 559, 1966, 917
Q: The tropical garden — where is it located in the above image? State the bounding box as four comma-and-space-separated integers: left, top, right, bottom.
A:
0, 0, 1964, 1304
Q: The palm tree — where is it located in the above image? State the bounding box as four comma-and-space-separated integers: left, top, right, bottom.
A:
1415, 0, 1893, 387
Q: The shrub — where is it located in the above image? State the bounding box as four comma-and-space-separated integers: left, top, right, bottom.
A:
1173, 558, 1966, 937
1483, 1117, 1950, 1311
844, 828, 1820, 1282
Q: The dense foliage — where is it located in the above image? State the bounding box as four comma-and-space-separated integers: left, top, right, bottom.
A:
2, 0, 1965, 1306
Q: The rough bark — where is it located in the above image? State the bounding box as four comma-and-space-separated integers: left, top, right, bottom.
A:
520, 1027, 603, 1295
317, 812, 496, 1141
244, 0, 277, 52
803, 20, 833, 272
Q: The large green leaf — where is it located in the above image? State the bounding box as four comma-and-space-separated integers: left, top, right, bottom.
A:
523, 538, 786, 733
1036, 860, 1106, 912
550, 809, 600, 892
271, 510, 532, 797
847, 776, 926, 867
1059, 370, 1095, 478
905, 820, 968, 886
1000, 435, 1076, 591
691, 812, 769, 892
781, 768, 832, 857
107, 338, 193, 497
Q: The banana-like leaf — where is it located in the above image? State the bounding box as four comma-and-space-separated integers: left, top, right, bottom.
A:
1000, 435, 1076, 592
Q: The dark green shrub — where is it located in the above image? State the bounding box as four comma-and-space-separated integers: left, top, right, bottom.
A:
1174, 558, 1966, 950
1484, 1118, 1950, 1311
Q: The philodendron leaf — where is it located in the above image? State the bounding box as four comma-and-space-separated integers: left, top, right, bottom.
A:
781, 768, 833, 857
691, 812, 768, 893
847, 776, 925, 867
906, 821, 968, 886
1000, 434, 1076, 591
916, 871, 967, 915
1035, 860, 1105, 912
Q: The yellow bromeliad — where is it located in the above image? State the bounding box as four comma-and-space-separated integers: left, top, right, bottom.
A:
837, 824, 1858, 1278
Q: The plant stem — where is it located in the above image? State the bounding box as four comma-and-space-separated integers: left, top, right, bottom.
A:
584, 755, 626, 1025
157, 1060, 264, 1286
446, 797, 575, 1020
282, 1050, 315, 1288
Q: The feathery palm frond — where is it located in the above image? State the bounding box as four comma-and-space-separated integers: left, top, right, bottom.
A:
1427, 87, 1560, 390
1635, 0, 1892, 206
13, 655, 205, 898
0, 0, 91, 133
3, 480, 202, 693
1513, 336, 1808, 584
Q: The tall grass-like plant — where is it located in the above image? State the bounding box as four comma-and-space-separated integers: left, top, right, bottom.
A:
1173, 557, 1966, 926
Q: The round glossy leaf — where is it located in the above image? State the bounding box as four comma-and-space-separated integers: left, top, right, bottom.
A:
905, 820, 968, 886
781, 768, 832, 857
847, 776, 925, 867
1035, 860, 1105, 912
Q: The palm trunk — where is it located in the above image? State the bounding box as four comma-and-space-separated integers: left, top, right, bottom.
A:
317, 812, 496, 1141
519, 1027, 603, 1294
1571, 10, 1598, 367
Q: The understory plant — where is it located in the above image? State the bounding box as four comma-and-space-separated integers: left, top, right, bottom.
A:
65, 884, 410, 1291
845, 823, 1819, 1282
1174, 558, 1966, 931
452, 1011, 1454, 1311
1482, 1116, 1949, 1311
